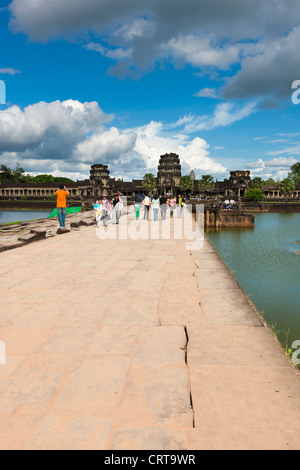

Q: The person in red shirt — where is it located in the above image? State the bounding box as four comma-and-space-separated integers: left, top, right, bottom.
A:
55, 185, 70, 228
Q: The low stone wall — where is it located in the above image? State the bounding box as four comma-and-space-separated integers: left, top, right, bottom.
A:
205, 209, 255, 230
244, 202, 300, 213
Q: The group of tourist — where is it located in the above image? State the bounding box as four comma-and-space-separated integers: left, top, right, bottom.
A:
134, 194, 185, 221
94, 194, 124, 228
219, 199, 240, 210
93, 193, 186, 227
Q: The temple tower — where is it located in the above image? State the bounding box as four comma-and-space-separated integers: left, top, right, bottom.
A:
228, 171, 251, 199
90, 164, 111, 198
157, 153, 182, 195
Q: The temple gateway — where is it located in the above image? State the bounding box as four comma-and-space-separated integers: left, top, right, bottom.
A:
0, 153, 299, 201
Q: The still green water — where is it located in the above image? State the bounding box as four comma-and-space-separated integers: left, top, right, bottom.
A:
0, 210, 50, 226
207, 213, 300, 347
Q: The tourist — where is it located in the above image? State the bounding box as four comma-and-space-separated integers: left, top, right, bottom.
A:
177, 194, 184, 218
134, 192, 144, 220
101, 195, 111, 228
55, 184, 70, 229
152, 196, 160, 222
143, 194, 151, 220
169, 196, 176, 218
94, 200, 103, 227
112, 194, 122, 224
159, 195, 168, 220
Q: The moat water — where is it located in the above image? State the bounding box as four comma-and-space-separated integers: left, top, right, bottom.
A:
0, 210, 50, 226
207, 212, 300, 348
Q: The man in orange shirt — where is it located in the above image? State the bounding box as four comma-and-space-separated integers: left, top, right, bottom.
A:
55, 185, 70, 228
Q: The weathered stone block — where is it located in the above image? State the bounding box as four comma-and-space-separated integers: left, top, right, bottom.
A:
56, 227, 71, 235
18, 233, 37, 244
30, 230, 47, 241
2, 241, 26, 250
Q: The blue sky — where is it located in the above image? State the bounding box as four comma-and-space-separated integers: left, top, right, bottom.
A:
0, 0, 300, 181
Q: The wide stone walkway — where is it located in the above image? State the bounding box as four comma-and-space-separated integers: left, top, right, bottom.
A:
0, 208, 300, 450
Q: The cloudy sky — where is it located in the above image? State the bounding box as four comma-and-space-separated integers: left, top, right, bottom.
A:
0, 0, 300, 181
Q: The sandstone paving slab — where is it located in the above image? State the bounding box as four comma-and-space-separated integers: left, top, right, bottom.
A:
162, 258, 196, 274
111, 260, 140, 271
116, 367, 193, 429
195, 267, 243, 290
187, 428, 300, 451
42, 327, 96, 355
95, 288, 137, 306
187, 326, 291, 368
133, 289, 161, 306
199, 288, 263, 327
126, 272, 166, 291
17, 287, 68, 306
88, 327, 138, 356
7, 305, 63, 330
132, 326, 187, 368
24, 416, 113, 451
50, 357, 130, 417
0, 415, 41, 451
196, 241, 216, 253
110, 427, 189, 451
0, 326, 54, 356
0, 303, 29, 327
0, 352, 71, 416
158, 280, 205, 326
101, 303, 159, 326
190, 251, 221, 261
194, 258, 231, 270
56, 305, 107, 329
111, 274, 135, 289
190, 364, 300, 432
0, 355, 25, 387
159, 304, 205, 327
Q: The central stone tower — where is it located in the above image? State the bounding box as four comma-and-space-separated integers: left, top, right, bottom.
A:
90, 164, 111, 199
157, 153, 182, 195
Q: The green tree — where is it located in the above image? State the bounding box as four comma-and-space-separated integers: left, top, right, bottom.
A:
142, 173, 157, 193
13, 163, 25, 183
250, 177, 264, 190
0, 165, 13, 183
245, 188, 265, 202
54, 177, 75, 184
279, 178, 296, 198
179, 175, 194, 195
198, 175, 215, 197
288, 162, 300, 185
0, 167, 75, 185
33, 174, 56, 183
264, 178, 277, 186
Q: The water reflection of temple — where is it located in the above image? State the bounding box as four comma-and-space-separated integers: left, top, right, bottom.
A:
0, 153, 299, 201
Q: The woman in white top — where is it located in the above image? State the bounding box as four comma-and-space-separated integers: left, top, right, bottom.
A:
152, 197, 160, 222
143, 195, 151, 220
